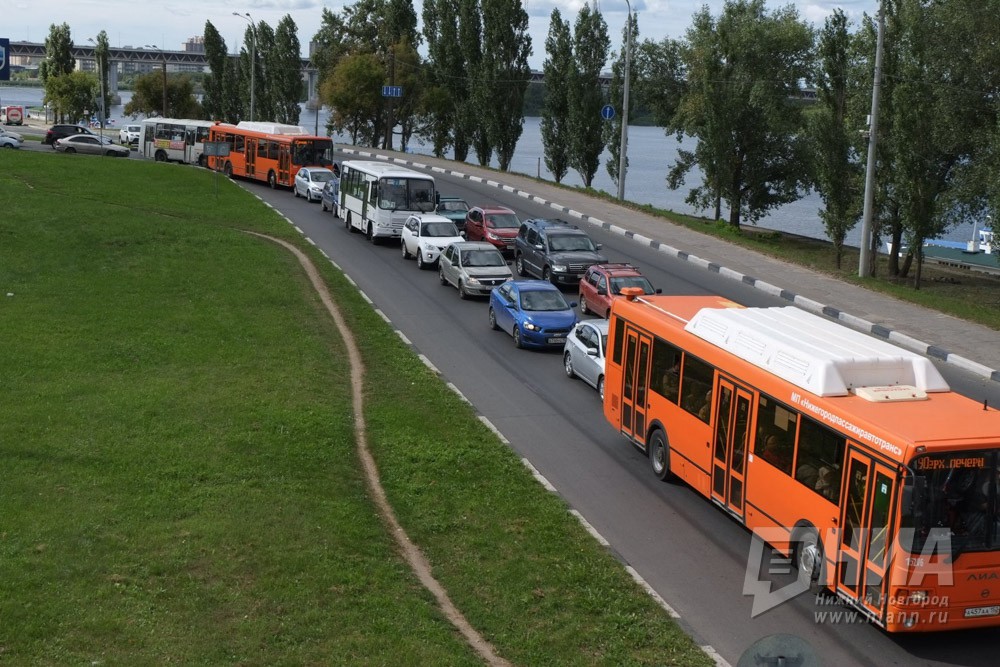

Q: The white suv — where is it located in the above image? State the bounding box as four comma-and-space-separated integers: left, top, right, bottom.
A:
119, 124, 141, 145
400, 214, 464, 270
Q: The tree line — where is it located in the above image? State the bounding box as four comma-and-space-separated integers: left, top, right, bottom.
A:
38, 0, 1000, 288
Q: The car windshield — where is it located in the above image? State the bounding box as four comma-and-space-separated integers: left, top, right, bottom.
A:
440, 200, 469, 212
610, 276, 655, 294
310, 171, 333, 183
486, 214, 520, 229
548, 234, 596, 252
520, 290, 569, 311
128, 126, 140, 132
421, 222, 460, 237
903, 452, 1000, 555
461, 249, 505, 267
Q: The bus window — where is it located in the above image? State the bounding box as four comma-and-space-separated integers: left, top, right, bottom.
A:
650, 337, 682, 404
794, 417, 846, 502
612, 318, 625, 365
233, 135, 244, 153
680, 354, 714, 423
754, 394, 796, 475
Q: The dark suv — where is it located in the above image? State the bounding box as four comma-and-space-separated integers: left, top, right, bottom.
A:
513, 218, 607, 286
43, 124, 96, 147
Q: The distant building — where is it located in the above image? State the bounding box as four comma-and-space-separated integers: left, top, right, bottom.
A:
184, 36, 205, 54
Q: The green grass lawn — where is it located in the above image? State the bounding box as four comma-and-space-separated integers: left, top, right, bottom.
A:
0, 152, 710, 665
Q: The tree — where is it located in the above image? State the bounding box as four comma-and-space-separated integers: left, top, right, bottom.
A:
254, 22, 278, 123
94, 31, 111, 126
389, 40, 425, 151
385, 0, 420, 48
480, 0, 531, 171
311, 8, 349, 91
343, 0, 390, 55
45, 71, 97, 124
322, 53, 385, 146
604, 13, 639, 187
272, 15, 304, 125
668, 0, 814, 229
202, 21, 229, 121
421, 0, 464, 156
124, 72, 202, 118
541, 9, 573, 183
456, 0, 483, 163
568, 5, 609, 187
808, 9, 862, 268
40, 23, 76, 121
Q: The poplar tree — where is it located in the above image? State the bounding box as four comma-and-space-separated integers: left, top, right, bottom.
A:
458, 0, 484, 163
568, 5, 609, 187
94, 31, 111, 125
421, 0, 463, 156
253, 22, 277, 123
202, 21, 229, 121
541, 9, 573, 183
40, 23, 76, 121
481, 0, 531, 171
272, 15, 304, 125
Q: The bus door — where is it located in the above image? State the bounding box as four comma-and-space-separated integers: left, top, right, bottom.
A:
245, 138, 257, 177
278, 146, 291, 185
837, 449, 896, 619
185, 126, 196, 163
710, 378, 751, 518
620, 328, 653, 446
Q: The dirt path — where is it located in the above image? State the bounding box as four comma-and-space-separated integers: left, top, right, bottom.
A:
248, 233, 511, 666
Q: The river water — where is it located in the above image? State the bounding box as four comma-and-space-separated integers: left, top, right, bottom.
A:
1, 83, 979, 245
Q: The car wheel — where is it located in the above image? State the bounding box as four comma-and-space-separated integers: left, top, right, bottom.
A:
489, 307, 499, 331
513, 326, 524, 349
293, 185, 300, 198
515, 255, 527, 277
64, 147, 76, 153
402, 241, 411, 260
649, 429, 673, 481
542, 266, 553, 284
598, 376, 605, 401
268, 171, 277, 189
439, 268, 448, 286
458, 281, 469, 299
605, 309, 611, 319
580, 297, 590, 315
416, 252, 425, 270
564, 352, 575, 378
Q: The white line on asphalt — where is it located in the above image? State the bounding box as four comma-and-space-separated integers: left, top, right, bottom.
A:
477, 416, 510, 444
624, 565, 681, 618
395, 329, 412, 345
520, 458, 558, 493
569, 510, 610, 547
418, 353, 440, 374
446, 382, 472, 403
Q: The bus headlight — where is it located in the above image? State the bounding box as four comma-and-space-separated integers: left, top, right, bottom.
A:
907, 590, 929, 605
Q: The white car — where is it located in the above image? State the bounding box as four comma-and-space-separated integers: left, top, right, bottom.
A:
400, 214, 465, 269
563, 319, 610, 399
0, 134, 23, 149
0, 127, 24, 143
293, 167, 334, 202
119, 124, 141, 145
438, 241, 513, 298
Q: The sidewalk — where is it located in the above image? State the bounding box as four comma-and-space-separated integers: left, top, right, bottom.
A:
343, 146, 1000, 383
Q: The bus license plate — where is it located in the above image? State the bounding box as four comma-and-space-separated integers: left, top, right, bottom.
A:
964, 605, 1000, 618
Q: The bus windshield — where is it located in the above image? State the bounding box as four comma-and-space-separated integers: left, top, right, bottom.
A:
907, 451, 1000, 554
291, 139, 334, 166
378, 177, 435, 212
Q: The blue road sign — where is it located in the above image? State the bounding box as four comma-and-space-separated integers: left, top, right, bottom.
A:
382, 85, 404, 98
0, 39, 10, 82
601, 104, 615, 120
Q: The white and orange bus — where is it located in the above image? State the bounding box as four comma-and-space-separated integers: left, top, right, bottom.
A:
206, 121, 334, 188
604, 291, 1000, 632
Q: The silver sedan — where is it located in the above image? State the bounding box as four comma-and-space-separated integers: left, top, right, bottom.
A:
438, 241, 513, 298
563, 319, 609, 399
54, 134, 129, 157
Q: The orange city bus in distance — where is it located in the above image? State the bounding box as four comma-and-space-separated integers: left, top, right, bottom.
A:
604, 290, 1000, 632
206, 121, 334, 188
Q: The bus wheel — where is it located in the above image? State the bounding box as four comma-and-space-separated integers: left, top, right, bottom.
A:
197, 155, 206, 168
154, 150, 166, 162
649, 429, 674, 481
224, 162, 234, 179
268, 171, 277, 189
345, 213, 353, 232
366, 223, 375, 244
792, 528, 825, 591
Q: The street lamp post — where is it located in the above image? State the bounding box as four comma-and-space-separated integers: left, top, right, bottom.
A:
617, 1, 633, 201
233, 12, 256, 122
858, 3, 885, 278
144, 44, 168, 117
87, 38, 105, 142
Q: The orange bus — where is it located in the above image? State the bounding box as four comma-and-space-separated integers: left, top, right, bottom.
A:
604, 291, 1000, 632
206, 121, 334, 188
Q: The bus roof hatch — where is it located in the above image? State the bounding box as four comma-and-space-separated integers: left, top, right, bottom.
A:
684, 306, 949, 397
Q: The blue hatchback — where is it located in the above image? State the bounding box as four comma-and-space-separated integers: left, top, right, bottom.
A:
489, 280, 578, 349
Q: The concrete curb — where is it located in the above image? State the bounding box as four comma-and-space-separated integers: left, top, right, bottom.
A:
341, 148, 1000, 385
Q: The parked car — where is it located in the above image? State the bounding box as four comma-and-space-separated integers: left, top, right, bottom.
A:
563, 319, 610, 399
293, 167, 334, 202
0, 127, 24, 143
579, 263, 661, 318
0, 134, 23, 149
435, 196, 470, 229
43, 124, 96, 146
488, 279, 578, 350
438, 241, 513, 299
320, 179, 340, 217
464, 206, 521, 255
53, 134, 129, 157
401, 214, 465, 269
513, 218, 607, 286
119, 124, 141, 145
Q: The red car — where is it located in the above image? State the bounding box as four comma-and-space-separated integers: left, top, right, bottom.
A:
579, 263, 660, 318
464, 206, 521, 254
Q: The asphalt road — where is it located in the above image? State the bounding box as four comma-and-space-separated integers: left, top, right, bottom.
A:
242, 164, 1000, 667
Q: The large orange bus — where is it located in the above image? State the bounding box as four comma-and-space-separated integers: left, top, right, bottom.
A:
206, 121, 334, 188
604, 291, 1000, 632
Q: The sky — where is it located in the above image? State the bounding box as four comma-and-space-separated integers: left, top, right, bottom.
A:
5, 1, 880, 69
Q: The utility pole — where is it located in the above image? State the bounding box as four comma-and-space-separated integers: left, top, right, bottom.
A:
88, 38, 106, 142
616, 1, 632, 201
384, 51, 395, 151
859, 3, 885, 278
